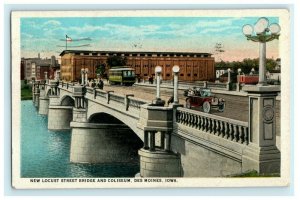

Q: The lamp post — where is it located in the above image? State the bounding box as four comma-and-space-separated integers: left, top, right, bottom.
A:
238, 68, 242, 75
227, 68, 231, 83
242, 17, 281, 86
84, 68, 89, 85
81, 68, 89, 85
172, 65, 180, 104
155, 66, 162, 100
152, 66, 165, 106
81, 68, 85, 85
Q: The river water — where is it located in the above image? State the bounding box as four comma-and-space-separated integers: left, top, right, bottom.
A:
21, 100, 139, 178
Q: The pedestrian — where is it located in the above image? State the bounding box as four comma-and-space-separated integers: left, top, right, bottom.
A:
97, 78, 104, 90
149, 76, 154, 84
91, 80, 96, 88
167, 96, 174, 105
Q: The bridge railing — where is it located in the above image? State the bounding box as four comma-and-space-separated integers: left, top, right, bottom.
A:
84, 86, 149, 112
59, 81, 76, 91
206, 82, 228, 90
128, 96, 150, 109
85, 87, 94, 94
109, 93, 125, 105
176, 107, 249, 145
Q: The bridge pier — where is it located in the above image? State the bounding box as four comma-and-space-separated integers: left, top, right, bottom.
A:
139, 130, 181, 177
38, 84, 49, 115
48, 80, 73, 130
70, 121, 140, 163
242, 85, 281, 174
39, 96, 49, 115
33, 82, 40, 108
137, 104, 182, 177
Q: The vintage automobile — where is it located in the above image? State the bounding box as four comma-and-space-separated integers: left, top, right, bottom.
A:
183, 87, 225, 113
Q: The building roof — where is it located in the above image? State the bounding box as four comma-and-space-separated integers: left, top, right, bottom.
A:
59, 50, 212, 57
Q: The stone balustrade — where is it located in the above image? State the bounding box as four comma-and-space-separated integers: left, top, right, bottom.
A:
176, 107, 249, 144
109, 93, 125, 105
206, 82, 228, 90
128, 96, 149, 109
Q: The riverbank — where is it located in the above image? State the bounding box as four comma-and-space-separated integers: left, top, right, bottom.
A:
21, 86, 32, 100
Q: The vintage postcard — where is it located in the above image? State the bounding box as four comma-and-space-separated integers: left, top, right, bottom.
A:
11, 9, 290, 189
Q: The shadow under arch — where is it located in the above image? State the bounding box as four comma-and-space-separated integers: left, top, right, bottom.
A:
60, 95, 75, 106
88, 112, 125, 124
86, 112, 143, 163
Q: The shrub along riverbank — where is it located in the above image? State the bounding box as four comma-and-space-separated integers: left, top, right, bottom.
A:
21, 85, 32, 100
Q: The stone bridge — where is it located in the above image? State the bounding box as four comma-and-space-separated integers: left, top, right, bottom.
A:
32, 79, 281, 177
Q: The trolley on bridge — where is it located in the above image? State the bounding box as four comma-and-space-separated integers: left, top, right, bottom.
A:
108, 67, 136, 86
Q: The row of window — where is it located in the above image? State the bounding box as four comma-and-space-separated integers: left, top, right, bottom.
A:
73, 52, 210, 58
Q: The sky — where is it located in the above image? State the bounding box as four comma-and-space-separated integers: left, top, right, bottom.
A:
21, 17, 280, 62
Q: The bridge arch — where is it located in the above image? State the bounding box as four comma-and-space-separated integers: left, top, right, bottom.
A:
71, 111, 143, 165
60, 95, 75, 106
86, 103, 144, 141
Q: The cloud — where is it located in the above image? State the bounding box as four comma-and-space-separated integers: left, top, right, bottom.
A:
43, 20, 62, 27
196, 18, 238, 28
200, 26, 241, 34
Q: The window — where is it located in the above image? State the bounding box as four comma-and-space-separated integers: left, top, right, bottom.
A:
180, 74, 184, 76
194, 74, 197, 77
166, 74, 170, 77
187, 74, 191, 77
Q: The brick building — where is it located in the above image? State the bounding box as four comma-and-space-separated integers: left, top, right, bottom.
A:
59, 50, 215, 82
21, 54, 60, 81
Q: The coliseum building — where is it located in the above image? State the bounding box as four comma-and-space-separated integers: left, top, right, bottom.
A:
59, 50, 215, 82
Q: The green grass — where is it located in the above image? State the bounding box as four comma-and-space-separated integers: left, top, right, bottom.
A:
231, 170, 280, 177
21, 86, 32, 100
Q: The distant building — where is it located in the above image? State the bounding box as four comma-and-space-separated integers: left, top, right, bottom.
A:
20, 59, 25, 80
275, 58, 281, 70
215, 67, 228, 80
59, 50, 215, 82
21, 54, 60, 81
266, 58, 281, 82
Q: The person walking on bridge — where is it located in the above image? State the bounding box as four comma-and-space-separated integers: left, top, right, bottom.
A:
97, 78, 104, 90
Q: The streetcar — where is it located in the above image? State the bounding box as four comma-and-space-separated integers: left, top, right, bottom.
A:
108, 67, 136, 86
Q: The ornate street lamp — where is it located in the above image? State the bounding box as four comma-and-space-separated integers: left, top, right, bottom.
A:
81, 68, 85, 85
81, 68, 89, 85
155, 66, 162, 100
227, 68, 231, 83
238, 68, 242, 75
242, 17, 281, 86
172, 65, 180, 104
152, 66, 165, 106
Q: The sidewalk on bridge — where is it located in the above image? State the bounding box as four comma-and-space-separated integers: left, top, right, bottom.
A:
134, 82, 281, 100
135, 82, 248, 97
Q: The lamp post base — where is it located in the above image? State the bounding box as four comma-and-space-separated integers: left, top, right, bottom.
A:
152, 98, 165, 106
256, 82, 268, 87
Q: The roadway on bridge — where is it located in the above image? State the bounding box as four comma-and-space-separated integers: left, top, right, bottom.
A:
102, 83, 280, 138
103, 83, 248, 121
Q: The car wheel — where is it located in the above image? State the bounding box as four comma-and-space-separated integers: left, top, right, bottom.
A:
202, 101, 211, 113
218, 103, 225, 112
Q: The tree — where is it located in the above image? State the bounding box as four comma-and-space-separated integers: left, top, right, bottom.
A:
266, 58, 277, 71
95, 63, 106, 77
107, 55, 127, 68
215, 58, 278, 74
